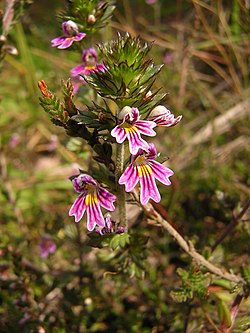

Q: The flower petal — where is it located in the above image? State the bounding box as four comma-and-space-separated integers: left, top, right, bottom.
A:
69, 194, 86, 222
138, 165, 161, 204
51, 36, 65, 47
98, 187, 116, 211
74, 33, 86, 41
119, 164, 139, 192
96, 64, 106, 72
126, 128, 149, 155
57, 37, 74, 49
85, 195, 105, 231
135, 120, 156, 136
71, 65, 85, 76
111, 126, 127, 143
149, 160, 174, 185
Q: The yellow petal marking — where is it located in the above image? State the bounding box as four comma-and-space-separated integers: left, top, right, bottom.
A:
85, 65, 97, 70
85, 193, 98, 206
137, 164, 152, 177
120, 121, 137, 133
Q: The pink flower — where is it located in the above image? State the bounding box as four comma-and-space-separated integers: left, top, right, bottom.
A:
70, 48, 106, 93
69, 173, 116, 231
39, 235, 56, 258
8, 133, 21, 148
119, 143, 174, 205
163, 53, 173, 65
146, 0, 158, 4
51, 20, 86, 49
148, 106, 182, 127
95, 214, 126, 235
111, 107, 156, 155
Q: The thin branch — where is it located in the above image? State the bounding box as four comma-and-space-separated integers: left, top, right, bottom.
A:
142, 200, 245, 285
201, 302, 222, 333
212, 200, 250, 252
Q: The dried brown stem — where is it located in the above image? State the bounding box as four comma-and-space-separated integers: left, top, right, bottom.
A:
142, 199, 245, 285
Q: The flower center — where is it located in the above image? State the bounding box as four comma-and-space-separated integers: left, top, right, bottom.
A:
120, 121, 136, 133
85, 65, 96, 70
134, 154, 146, 165
134, 154, 153, 177
85, 193, 98, 206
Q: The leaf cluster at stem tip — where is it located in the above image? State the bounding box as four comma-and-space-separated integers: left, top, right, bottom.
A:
85, 33, 167, 112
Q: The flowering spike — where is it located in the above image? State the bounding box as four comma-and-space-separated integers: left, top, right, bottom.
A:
69, 173, 116, 231
51, 20, 86, 49
111, 106, 156, 155
119, 143, 174, 205
85, 34, 164, 108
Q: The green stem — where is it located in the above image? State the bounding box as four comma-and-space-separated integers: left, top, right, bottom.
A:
115, 143, 127, 229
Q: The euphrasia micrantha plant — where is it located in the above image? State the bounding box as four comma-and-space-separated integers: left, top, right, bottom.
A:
38, 1, 182, 240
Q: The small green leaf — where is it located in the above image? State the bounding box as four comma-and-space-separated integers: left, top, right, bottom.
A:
217, 299, 232, 327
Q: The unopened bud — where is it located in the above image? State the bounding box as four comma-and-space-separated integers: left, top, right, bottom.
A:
87, 14, 96, 25
2, 44, 18, 55
118, 106, 132, 121
62, 20, 79, 36
38, 80, 53, 98
150, 105, 168, 117
0, 35, 6, 42
145, 90, 152, 98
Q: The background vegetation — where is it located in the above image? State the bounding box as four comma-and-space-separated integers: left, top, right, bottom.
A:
0, 0, 249, 332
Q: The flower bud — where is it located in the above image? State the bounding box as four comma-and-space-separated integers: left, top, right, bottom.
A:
0, 35, 6, 42
118, 106, 132, 121
62, 20, 79, 36
87, 14, 96, 25
148, 105, 182, 127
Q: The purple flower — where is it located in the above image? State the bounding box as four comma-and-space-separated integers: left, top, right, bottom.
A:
95, 214, 126, 235
119, 143, 174, 205
111, 107, 156, 155
39, 235, 56, 258
69, 173, 116, 231
70, 48, 106, 93
8, 133, 21, 148
148, 106, 182, 127
51, 20, 86, 49
163, 53, 173, 65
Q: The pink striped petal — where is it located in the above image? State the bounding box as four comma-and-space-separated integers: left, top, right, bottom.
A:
71, 65, 85, 76
51, 36, 65, 47
74, 33, 86, 41
149, 160, 174, 185
86, 200, 105, 231
57, 38, 74, 49
98, 187, 116, 211
119, 164, 139, 192
126, 129, 149, 155
111, 126, 127, 143
135, 120, 156, 136
69, 194, 86, 222
139, 166, 161, 205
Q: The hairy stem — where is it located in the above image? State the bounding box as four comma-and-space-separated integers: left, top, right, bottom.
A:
115, 143, 127, 228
